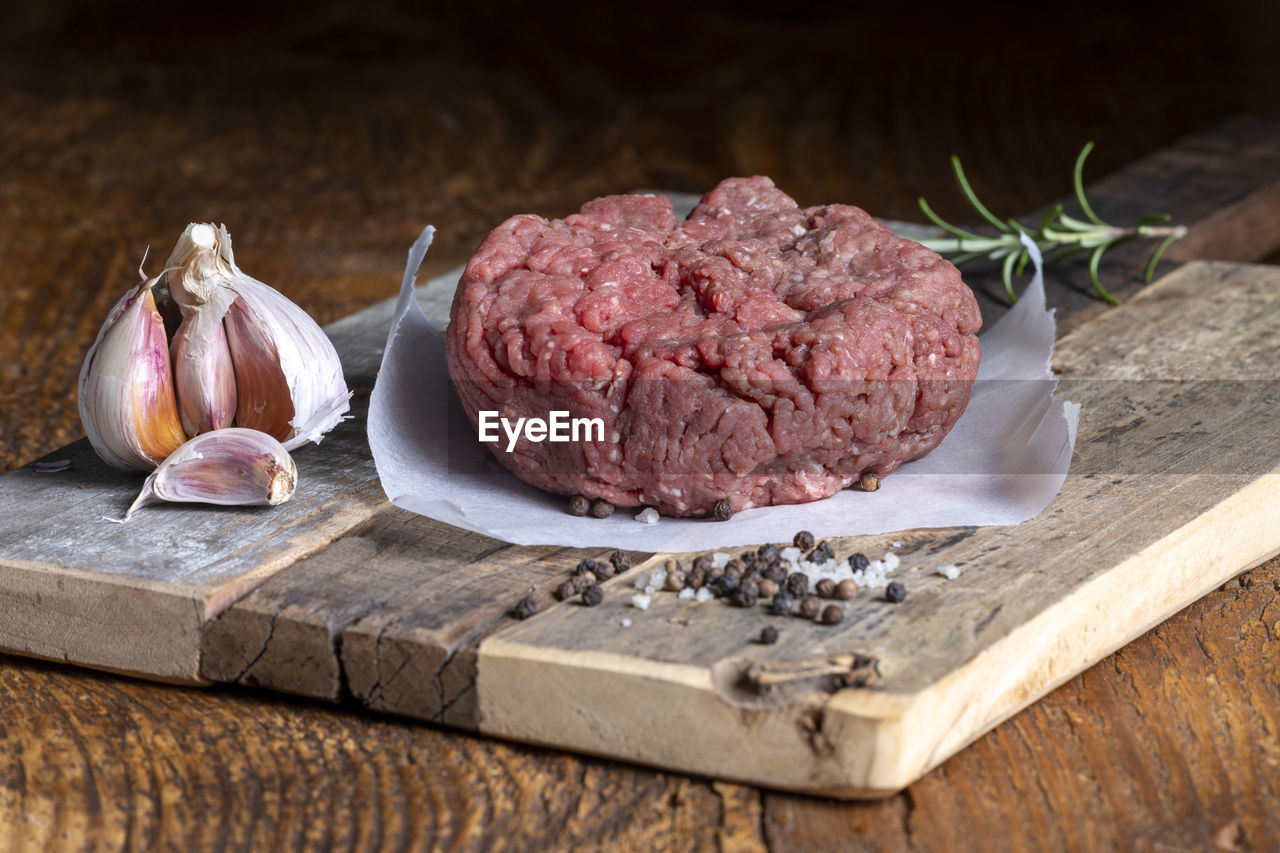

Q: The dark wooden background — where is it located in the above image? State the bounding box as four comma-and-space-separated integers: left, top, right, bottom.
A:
2, 0, 1279, 848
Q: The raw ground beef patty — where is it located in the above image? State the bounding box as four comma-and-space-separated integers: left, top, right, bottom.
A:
446, 177, 982, 517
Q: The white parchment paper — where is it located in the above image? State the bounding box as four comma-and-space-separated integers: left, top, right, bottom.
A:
369, 226, 1078, 551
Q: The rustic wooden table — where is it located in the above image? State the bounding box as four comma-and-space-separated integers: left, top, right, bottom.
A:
2, 1, 1278, 848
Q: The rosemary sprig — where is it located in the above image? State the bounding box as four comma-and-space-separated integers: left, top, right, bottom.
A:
911, 142, 1187, 305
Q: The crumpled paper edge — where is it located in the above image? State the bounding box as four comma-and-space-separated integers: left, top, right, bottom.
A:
369, 225, 1078, 551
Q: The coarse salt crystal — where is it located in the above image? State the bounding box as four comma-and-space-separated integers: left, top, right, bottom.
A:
882, 552, 900, 571
633, 572, 650, 590
678, 587, 696, 599
711, 552, 732, 570
635, 507, 660, 524
631, 593, 651, 610
695, 587, 715, 603
937, 564, 962, 580
650, 567, 667, 589
621, 618, 632, 627
892, 540, 903, 548
780, 546, 803, 564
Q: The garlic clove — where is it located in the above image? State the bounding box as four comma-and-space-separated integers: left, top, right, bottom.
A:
112, 427, 297, 522
171, 314, 237, 436
78, 272, 187, 471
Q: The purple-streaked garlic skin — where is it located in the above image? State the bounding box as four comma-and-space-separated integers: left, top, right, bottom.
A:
172, 317, 237, 436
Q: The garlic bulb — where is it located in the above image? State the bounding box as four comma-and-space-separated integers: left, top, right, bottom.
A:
80, 223, 351, 471
112, 428, 297, 522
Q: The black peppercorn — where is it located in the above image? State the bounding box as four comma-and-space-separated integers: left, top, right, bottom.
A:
759, 625, 780, 645
771, 591, 794, 616
723, 558, 743, 574
575, 558, 599, 575
820, 604, 845, 625
798, 595, 821, 620
554, 581, 578, 601
510, 593, 538, 619
715, 570, 741, 597
793, 530, 816, 551
815, 578, 836, 599
568, 495, 590, 516
687, 567, 706, 590
885, 581, 907, 603
692, 554, 713, 573
785, 571, 809, 598
762, 564, 786, 584
836, 579, 858, 600
573, 572, 597, 592
581, 584, 604, 606
757, 543, 780, 563
849, 552, 870, 571
730, 580, 759, 608
713, 499, 734, 520
610, 550, 631, 572
665, 570, 686, 592
758, 578, 778, 598
808, 540, 835, 564
590, 499, 615, 519
594, 561, 616, 581
859, 472, 881, 492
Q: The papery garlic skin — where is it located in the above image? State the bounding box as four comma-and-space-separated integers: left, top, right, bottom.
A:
78, 273, 187, 471
164, 223, 351, 449
115, 427, 297, 522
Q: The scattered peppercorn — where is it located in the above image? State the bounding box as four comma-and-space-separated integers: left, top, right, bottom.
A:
687, 567, 706, 589
771, 591, 794, 616
793, 530, 815, 551
757, 578, 778, 599
820, 604, 845, 625
713, 499, 734, 521
554, 581, 578, 601
762, 564, 786, 584
568, 495, 590, 516
815, 578, 836, 599
691, 554, 713, 573
610, 550, 631, 572
715, 570, 742, 597
575, 558, 599, 575
859, 472, 881, 492
594, 561, 616, 581
785, 572, 810, 598
723, 558, 743, 574
706, 563, 725, 583
581, 584, 604, 606
573, 572, 597, 592
808, 540, 835, 564
511, 593, 538, 619
798, 595, 821, 620
730, 581, 759, 608
758, 543, 780, 563
836, 579, 858, 601
885, 581, 907, 603
590, 499, 615, 519
849, 552, 870, 571
759, 625, 780, 645
665, 570, 686, 591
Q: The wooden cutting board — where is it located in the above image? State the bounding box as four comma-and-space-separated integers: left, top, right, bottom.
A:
1, 115, 1277, 797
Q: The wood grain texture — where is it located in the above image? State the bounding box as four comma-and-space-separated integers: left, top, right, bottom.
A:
3, 0, 1280, 846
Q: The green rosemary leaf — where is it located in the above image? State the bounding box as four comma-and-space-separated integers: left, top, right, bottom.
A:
1073, 141, 1106, 227
917, 197, 985, 241
1056, 212, 1098, 232
1135, 212, 1173, 227
950, 155, 1014, 234
1143, 232, 1183, 283
1001, 249, 1020, 304
1087, 244, 1120, 305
